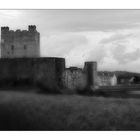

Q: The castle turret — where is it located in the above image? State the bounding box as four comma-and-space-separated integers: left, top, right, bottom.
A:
28, 25, 36, 32
1, 26, 9, 33
84, 61, 98, 90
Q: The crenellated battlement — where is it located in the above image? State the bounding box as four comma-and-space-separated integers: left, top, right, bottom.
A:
1, 25, 38, 34
28, 25, 36, 32
1, 26, 9, 32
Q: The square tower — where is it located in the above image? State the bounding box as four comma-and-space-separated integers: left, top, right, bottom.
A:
1, 25, 40, 58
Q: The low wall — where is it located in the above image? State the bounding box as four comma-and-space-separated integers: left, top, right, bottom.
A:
0, 57, 65, 91
62, 68, 87, 90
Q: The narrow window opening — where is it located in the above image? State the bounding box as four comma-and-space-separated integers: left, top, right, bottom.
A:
11, 45, 14, 50
24, 45, 27, 50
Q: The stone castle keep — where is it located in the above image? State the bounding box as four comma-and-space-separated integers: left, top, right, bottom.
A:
1, 25, 40, 58
0, 25, 116, 92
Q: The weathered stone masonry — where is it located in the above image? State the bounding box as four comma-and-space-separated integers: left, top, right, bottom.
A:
62, 62, 98, 91
1, 25, 40, 58
0, 57, 65, 91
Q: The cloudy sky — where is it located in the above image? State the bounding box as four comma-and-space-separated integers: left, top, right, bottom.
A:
1, 10, 140, 72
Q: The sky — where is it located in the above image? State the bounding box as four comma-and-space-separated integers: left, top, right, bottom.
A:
1, 10, 140, 72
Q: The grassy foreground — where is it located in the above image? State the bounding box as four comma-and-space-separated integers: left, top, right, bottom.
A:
0, 90, 140, 130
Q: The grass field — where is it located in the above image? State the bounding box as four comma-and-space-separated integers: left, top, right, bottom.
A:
1, 89, 140, 130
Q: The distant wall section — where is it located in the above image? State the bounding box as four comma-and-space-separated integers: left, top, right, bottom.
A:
62, 67, 87, 90
62, 62, 98, 91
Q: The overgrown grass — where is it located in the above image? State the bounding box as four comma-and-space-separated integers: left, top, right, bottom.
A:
0, 90, 140, 130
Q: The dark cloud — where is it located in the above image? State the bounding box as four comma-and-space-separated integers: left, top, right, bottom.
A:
37, 10, 140, 32
86, 45, 107, 63
111, 44, 140, 64
2, 10, 140, 34
41, 34, 88, 57
98, 33, 140, 65
100, 33, 133, 44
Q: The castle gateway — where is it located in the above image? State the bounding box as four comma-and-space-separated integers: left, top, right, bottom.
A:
1, 25, 40, 58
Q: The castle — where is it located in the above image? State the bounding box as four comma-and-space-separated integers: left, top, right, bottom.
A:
1, 25, 40, 58
0, 25, 117, 92
0, 25, 66, 91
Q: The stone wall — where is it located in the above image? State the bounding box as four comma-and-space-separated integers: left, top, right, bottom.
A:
62, 67, 87, 90
0, 58, 99, 92
0, 57, 65, 91
62, 62, 98, 91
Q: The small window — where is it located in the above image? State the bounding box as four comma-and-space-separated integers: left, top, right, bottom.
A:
11, 45, 14, 50
24, 45, 27, 50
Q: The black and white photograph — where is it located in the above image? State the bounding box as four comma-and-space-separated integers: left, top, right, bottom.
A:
1, 9, 140, 131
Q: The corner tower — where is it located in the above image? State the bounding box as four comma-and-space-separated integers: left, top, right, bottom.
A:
1, 25, 40, 58
84, 61, 98, 90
